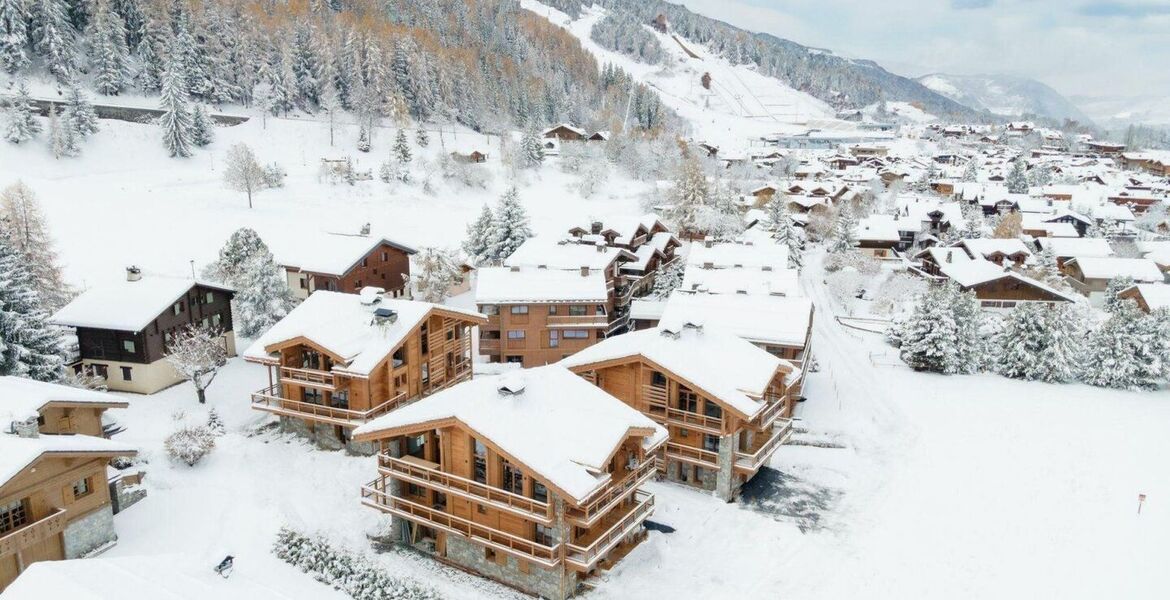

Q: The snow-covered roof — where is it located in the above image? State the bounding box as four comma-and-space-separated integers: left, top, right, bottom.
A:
560, 324, 789, 420
1089, 203, 1136, 222
475, 267, 609, 304
1126, 284, 1170, 311
280, 233, 417, 276
936, 260, 1078, 302
687, 241, 788, 271
243, 291, 484, 377
1066, 257, 1164, 282
957, 238, 1033, 259
1035, 237, 1115, 259
1, 433, 137, 488
505, 238, 633, 271
353, 366, 666, 504
0, 376, 127, 425
629, 299, 667, 321
681, 266, 800, 296
51, 275, 233, 332
855, 215, 902, 243
542, 123, 587, 137
0, 554, 320, 600
659, 291, 813, 348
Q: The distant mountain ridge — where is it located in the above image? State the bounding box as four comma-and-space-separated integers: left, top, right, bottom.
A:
917, 73, 1092, 124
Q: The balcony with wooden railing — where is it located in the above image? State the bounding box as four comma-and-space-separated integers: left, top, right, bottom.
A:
478, 338, 501, 354
546, 314, 609, 328
567, 458, 657, 527
377, 454, 553, 525
643, 385, 724, 434
280, 366, 338, 391
361, 477, 561, 568
664, 442, 719, 467
0, 507, 66, 558
251, 385, 408, 427
565, 490, 654, 572
734, 418, 794, 475
753, 394, 789, 430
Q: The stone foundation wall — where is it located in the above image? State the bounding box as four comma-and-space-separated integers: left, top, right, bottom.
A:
278, 416, 376, 455
63, 506, 117, 559
443, 534, 575, 600
110, 476, 148, 515
665, 459, 718, 493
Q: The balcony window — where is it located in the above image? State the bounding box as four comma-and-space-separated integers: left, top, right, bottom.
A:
407, 434, 426, 459
548, 305, 558, 315
703, 402, 723, 419
563, 330, 588, 339
548, 330, 559, 348
332, 390, 349, 410
481, 330, 500, 340
568, 305, 587, 316
535, 523, 555, 547
0, 499, 29, 534
532, 481, 548, 504
473, 440, 487, 484
502, 462, 524, 495
703, 434, 720, 453
301, 349, 321, 370
420, 323, 429, 354
651, 371, 667, 387
303, 388, 323, 405
677, 387, 698, 413
392, 347, 406, 368
481, 304, 499, 316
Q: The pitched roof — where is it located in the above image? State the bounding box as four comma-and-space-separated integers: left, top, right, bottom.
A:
0, 376, 127, 424
686, 240, 789, 271
1066, 257, 1163, 282
51, 275, 233, 332
1125, 284, 1170, 311
0, 434, 136, 488
504, 238, 634, 271
659, 291, 813, 347
243, 292, 484, 377
475, 267, 609, 304
353, 366, 667, 504
681, 266, 800, 296
1035, 237, 1115, 259
279, 233, 417, 276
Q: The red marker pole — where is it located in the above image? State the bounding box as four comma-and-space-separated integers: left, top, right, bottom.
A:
1138, 493, 1146, 514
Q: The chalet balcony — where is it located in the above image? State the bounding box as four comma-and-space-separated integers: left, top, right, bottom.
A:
0, 507, 66, 558
546, 314, 609, 328
644, 385, 723, 435
565, 490, 655, 572
361, 477, 562, 568
280, 366, 338, 391
377, 454, 553, 525
753, 394, 789, 430
567, 457, 658, 527
250, 384, 408, 427
478, 338, 501, 354
664, 442, 720, 468
734, 418, 794, 475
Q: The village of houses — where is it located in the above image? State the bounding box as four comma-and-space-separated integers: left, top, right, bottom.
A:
2, 116, 1170, 599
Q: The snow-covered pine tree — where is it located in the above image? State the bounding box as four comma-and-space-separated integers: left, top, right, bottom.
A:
415, 127, 428, 148
159, 49, 194, 158
1103, 275, 1136, 314
89, 0, 129, 95
357, 126, 370, 152
462, 203, 493, 263
0, 0, 30, 73
1006, 159, 1028, 194
695, 182, 743, 241
0, 181, 73, 310
0, 236, 65, 382
3, 81, 41, 144
232, 247, 297, 338
173, 9, 210, 100
828, 204, 858, 253
1028, 164, 1052, 187
393, 128, 412, 182
650, 258, 683, 299
30, 0, 76, 82
190, 104, 214, 147
135, 18, 166, 92
961, 158, 979, 182
487, 187, 532, 262
520, 125, 544, 168
63, 81, 98, 138
897, 283, 961, 373
48, 104, 78, 158
410, 247, 461, 303
958, 201, 985, 239
994, 302, 1083, 382
948, 282, 986, 373
669, 155, 708, 236
1082, 298, 1160, 390
204, 227, 267, 283
768, 199, 803, 269
290, 20, 320, 106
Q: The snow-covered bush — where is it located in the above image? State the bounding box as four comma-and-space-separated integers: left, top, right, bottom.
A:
273, 528, 441, 600
206, 408, 225, 436
165, 425, 216, 466
262, 163, 286, 188
826, 268, 867, 310
871, 273, 927, 316
824, 250, 880, 276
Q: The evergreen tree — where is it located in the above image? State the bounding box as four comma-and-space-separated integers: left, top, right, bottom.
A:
895, 283, 983, 374
487, 187, 532, 262
650, 258, 683, 299
995, 302, 1083, 382
89, 0, 129, 95
415, 127, 429, 148
1006, 159, 1028, 194
135, 18, 166, 93
190, 104, 214, 147
1103, 276, 1136, 314
30, 0, 76, 82
0, 236, 65, 382
410, 247, 461, 303
357, 126, 370, 152
958, 202, 985, 239
290, 21, 320, 106
173, 9, 210, 100
205, 230, 295, 338
520, 125, 544, 168
1083, 299, 1162, 390
48, 104, 78, 158
63, 81, 98, 138
393, 129, 412, 182
0, 0, 29, 73
768, 198, 803, 269
159, 50, 194, 158
961, 158, 979, 182
829, 205, 858, 253
0, 181, 73, 310
669, 155, 708, 235
3, 81, 42, 144
462, 203, 494, 263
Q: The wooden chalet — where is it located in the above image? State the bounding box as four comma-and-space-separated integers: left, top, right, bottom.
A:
1085, 141, 1125, 156
450, 150, 488, 164
280, 232, 416, 300
0, 377, 128, 439
1062, 257, 1164, 297
542, 124, 587, 141
561, 323, 800, 501
243, 290, 486, 454
0, 432, 136, 591
1118, 284, 1170, 314
51, 269, 236, 395
352, 366, 667, 599
912, 249, 1077, 309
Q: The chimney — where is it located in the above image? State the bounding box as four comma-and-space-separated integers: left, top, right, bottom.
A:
509, 265, 520, 272
498, 374, 525, 396
372, 307, 398, 325
704, 240, 714, 248
359, 223, 371, 236
12, 417, 39, 438
126, 266, 142, 282
596, 244, 605, 253
590, 221, 603, 235
580, 266, 590, 277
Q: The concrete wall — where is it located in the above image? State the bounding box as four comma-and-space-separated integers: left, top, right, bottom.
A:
63, 506, 117, 559
81, 357, 183, 395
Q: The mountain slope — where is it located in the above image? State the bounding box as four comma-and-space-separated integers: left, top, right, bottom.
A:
918, 73, 1091, 124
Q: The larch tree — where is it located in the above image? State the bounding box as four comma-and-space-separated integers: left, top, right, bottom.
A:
487, 187, 532, 262
992, 211, 1023, 239
223, 143, 267, 208
159, 49, 194, 158
165, 324, 228, 404
0, 0, 29, 73
0, 181, 73, 310
462, 203, 494, 263
0, 236, 64, 382
3, 81, 41, 144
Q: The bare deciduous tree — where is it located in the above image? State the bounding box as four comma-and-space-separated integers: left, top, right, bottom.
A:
165, 324, 228, 404
223, 143, 267, 209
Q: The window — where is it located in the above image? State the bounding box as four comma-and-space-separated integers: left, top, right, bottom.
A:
651, 371, 667, 387
677, 387, 698, 413
505, 355, 523, 363
0, 499, 29, 534
212, 313, 222, 328
480, 304, 499, 315
548, 330, 559, 348
303, 388, 323, 405
172, 301, 184, 315
484, 548, 497, 562
548, 305, 558, 315
91, 364, 109, 379
502, 462, 524, 495
406, 434, 426, 458
406, 483, 423, 497
332, 390, 349, 410
205, 291, 214, 304
532, 481, 548, 503
381, 251, 388, 262
596, 304, 606, 315
535, 523, 555, 546
563, 330, 588, 339
420, 324, 429, 354
568, 305, 587, 316
299, 277, 308, 290
120, 366, 132, 381
473, 440, 487, 484
481, 330, 500, 340
506, 330, 526, 340
703, 434, 720, 453
510, 305, 529, 315
678, 428, 690, 438
72, 477, 92, 499
703, 402, 723, 420
361, 258, 368, 267
477, 503, 487, 515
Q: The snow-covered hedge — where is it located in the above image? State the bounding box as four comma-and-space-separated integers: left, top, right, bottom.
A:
164, 425, 216, 466
273, 528, 441, 600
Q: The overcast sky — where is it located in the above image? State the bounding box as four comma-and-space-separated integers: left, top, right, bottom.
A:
675, 0, 1170, 100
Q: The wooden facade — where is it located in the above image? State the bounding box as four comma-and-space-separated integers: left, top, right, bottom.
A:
286, 241, 414, 298
479, 300, 613, 368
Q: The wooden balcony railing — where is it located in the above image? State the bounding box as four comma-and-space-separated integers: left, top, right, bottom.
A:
647, 406, 723, 436
664, 442, 720, 467
377, 454, 552, 524
568, 458, 657, 527
361, 479, 561, 568
0, 507, 66, 558
478, 338, 501, 353
565, 490, 654, 572
546, 314, 609, 328
642, 384, 667, 406
251, 385, 408, 426
734, 418, 794, 474
754, 395, 788, 429
280, 366, 337, 391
